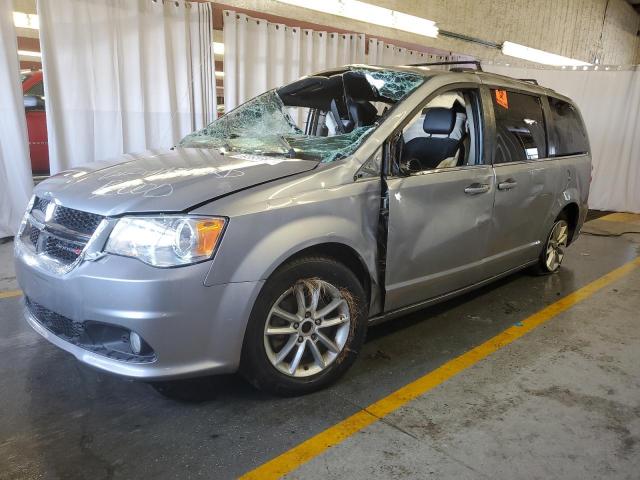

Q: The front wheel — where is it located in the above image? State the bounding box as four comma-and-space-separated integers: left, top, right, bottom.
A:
241, 256, 367, 396
533, 217, 569, 275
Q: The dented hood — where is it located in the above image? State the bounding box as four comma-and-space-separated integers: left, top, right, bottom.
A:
34, 148, 318, 216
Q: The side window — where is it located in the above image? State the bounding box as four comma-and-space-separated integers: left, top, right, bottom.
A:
399, 89, 480, 174
490, 89, 546, 163
547, 97, 588, 156
284, 106, 311, 133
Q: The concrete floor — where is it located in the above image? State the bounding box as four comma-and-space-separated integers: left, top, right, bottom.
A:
0, 219, 639, 479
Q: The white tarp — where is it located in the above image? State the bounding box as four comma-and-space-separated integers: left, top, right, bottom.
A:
38, 0, 216, 174
0, 0, 33, 237
485, 65, 640, 214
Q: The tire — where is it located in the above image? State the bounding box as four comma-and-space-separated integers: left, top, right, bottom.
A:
240, 256, 368, 396
531, 215, 570, 275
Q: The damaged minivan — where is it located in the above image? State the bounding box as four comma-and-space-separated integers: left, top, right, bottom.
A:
15, 64, 591, 395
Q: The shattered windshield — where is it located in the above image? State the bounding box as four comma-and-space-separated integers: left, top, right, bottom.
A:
179, 67, 426, 162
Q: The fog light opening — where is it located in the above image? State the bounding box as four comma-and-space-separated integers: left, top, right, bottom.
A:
129, 331, 142, 355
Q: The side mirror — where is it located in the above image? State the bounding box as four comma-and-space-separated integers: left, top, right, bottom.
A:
24, 95, 45, 110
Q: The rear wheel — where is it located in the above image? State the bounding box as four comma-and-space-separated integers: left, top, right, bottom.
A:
241, 256, 367, 396
532, 217, 569, 275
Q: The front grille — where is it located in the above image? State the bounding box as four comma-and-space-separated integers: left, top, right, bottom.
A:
19, 196, 104, 271
28, 223, 41, 245
53, 205, 103, 236
26, 297, 84, 340
44, 235, 83, 263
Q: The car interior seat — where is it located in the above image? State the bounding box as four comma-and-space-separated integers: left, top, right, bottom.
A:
333, 71, 379, 133
434, 100, 470, 168
347, 99, 378, 130
402, 107, 463, 170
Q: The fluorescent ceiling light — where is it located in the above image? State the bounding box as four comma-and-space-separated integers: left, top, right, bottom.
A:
14, 12, 39, 29
215, 71, 224, 78
276, 0, 438, 38
18, 50, 41, 58
213, 42, 224, 55
502, 41, 591, 67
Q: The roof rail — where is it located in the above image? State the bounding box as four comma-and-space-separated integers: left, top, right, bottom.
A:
518, 78, 539, 85
408, 60, 483, 72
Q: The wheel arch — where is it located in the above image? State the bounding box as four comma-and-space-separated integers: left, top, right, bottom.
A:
237, 239, 376, 354
271, 242, 373, 305
238, 245, 371, 394
557, 202, 580, 244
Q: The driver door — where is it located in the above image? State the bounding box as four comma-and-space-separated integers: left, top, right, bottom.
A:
383, 87, 495, 311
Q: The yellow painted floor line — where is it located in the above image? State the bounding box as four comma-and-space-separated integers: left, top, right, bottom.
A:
599, 212, 640, 225
240, 256, 640, 480
0, 289, 22, 300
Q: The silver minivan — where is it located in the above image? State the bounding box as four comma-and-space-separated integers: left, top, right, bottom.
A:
15, 64, 591, 395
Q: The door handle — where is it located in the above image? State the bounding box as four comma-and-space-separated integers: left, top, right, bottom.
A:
464, 183, 490, 195
497, 179, 518, 190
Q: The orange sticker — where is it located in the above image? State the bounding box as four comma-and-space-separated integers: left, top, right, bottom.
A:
495, 89, 509, 109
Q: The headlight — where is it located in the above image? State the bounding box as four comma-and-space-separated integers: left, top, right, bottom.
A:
105, 216, 226, 267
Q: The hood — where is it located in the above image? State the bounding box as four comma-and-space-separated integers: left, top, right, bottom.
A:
35, 148, 319, 216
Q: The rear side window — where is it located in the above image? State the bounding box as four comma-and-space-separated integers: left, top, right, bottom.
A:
490, 89, 547, 163
547, 97, 588, 156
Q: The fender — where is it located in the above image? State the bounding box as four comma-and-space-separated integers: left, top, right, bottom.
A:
202, 181, 381, 291
541, 175, 587, 244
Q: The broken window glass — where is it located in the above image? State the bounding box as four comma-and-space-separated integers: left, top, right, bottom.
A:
180, 68, 426, 163
350, 68, 425, 101
179, 91, 301, 156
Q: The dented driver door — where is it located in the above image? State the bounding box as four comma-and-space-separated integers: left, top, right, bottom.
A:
383, 164, 495, 312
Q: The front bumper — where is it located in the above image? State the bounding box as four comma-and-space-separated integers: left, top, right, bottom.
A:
15, 251, 264, 380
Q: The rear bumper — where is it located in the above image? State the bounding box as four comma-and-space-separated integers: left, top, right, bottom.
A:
15, 251, 264, 380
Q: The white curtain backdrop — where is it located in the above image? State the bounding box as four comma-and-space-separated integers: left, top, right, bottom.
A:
222, 11, 476, 111
0, 0, 33, 237
38, 0, 216, 174
485, 65, 640, 213
368, 39, 461, 67
223, 10, 366, 111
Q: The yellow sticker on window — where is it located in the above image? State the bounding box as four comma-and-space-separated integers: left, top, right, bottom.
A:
495, 89, 509, 109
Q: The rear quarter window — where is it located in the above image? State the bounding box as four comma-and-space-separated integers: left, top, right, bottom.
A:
547, 97, 589, 157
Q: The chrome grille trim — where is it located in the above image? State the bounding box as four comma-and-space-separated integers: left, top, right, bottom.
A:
16, 196, 108, 275
44, 223, 92, 242
32, 196, 51, 214
29, 210, 93, 242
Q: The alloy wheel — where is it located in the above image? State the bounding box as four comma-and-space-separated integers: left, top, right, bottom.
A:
545, 220, 569, 272
264, 279, 351, 378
